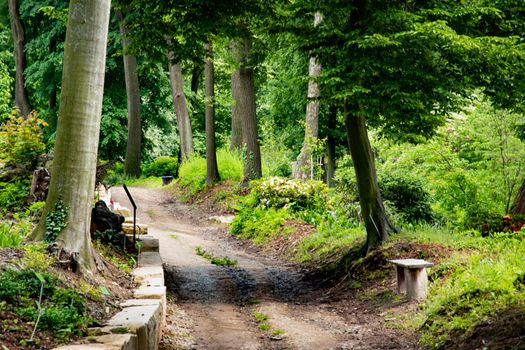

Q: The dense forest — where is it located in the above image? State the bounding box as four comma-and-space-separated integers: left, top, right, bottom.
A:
0, 0, 525, 349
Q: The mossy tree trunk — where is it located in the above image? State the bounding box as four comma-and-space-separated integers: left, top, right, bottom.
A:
344, 102, 397, 254
8, 0, 31, 117
31, 0, 111, 272
511, 180, 525, 215
168, 59, 194, 160
231, 35, 262, 183
116, 9, 142, 178
204, 42, 220, 185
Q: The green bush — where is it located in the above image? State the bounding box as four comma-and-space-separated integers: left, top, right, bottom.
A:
249, 177, 328, 212
0, 111, 47, 168
0, 180, 30, 209
143, 156, 178, 177
0, 269, 57, 304
379, 174, 434, 224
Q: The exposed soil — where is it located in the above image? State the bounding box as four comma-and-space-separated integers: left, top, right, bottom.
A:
112, 186, 422, 350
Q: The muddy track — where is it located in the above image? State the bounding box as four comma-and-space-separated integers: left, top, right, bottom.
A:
112, 186, 421, 350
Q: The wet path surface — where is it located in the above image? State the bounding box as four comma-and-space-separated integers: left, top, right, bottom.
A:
112, 186, 421, 350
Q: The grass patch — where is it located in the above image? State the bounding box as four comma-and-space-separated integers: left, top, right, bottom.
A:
195, 246, 238, 267
169, 234, 178, 240
252, 310, 269, 322
93, 240, 136, 273
178, 149, 243, 196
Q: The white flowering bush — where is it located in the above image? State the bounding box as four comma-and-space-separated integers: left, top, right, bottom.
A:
250, 177, 328, 212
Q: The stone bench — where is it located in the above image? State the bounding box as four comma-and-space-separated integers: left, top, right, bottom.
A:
388, 258, 433, 300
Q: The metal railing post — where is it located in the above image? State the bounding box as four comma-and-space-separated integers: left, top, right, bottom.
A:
122, 184, 138, 245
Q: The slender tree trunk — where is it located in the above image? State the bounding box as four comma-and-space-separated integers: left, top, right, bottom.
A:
295, 12, 323, 180
326, 104, 337, 187
344, 102, 397, 254
8, 0, 31, 116
231, 36, 262, 183
191, 62, 202, 94
31, 0, 111, 271
230, 70, 243, 151
168, 59, 194, 160
116, 9, 142, 178
204, 42, 220, 186
510, 179, 525, 215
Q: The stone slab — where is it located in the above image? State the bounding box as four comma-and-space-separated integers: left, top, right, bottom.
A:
138, 252, 162, 267
124, 216, 140, 224
137, 277, 164, 288
388, 259, 433, 269
122, 223, 148, 235
113, 207, 131, 218
53, 334, 137, 350
133, 266, 164, 284
105, 302, 162, 350
134, 286, 166, 303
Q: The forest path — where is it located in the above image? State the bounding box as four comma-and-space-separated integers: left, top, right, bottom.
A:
111, 186, 420, 350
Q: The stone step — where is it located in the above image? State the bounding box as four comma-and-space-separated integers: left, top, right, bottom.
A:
103, 299, 163, 350
138, 252, 162, 267
133, 266, 164, 284
130, 235, 159, 253
122, 223, 148, 235
53, 334, 137, 350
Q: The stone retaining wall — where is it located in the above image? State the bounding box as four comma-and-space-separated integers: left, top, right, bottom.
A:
55, 235, 165, 350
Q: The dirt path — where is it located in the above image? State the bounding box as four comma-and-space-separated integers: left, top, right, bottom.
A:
112, 186, 420, 350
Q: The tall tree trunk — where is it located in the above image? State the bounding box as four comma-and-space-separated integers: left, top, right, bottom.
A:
326, 104, 337, 187
204, 42, 220, 186
168, 59, 194, 160
344, 102, 397, 254
31, 0, 111, 271
116, 9, 142, 178
8, 0, 31, 116
510, 179, 525, 215
231, 36, 262, 183
230, 70, 243, 151
295, 12, 323, 180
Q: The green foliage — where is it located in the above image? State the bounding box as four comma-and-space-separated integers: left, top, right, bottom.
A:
0, 269, 57, 304
230, 207, 290, 245
0, 222, 24, 247
0, 212, 33, 248
0, 180, 30, 210
380, 174, 434, 224
249, 177, 328, 212
178, 149, 243, 195
44, 199, 68, 243
418, 234, 525, 348
195, 246, 238, 266
143, 156, 178, 177
0, 111, 47, 168
2, 268, 88, 339
22, 243, 55, 271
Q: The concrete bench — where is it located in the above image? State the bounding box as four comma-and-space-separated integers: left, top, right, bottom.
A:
388, 258, 433, 300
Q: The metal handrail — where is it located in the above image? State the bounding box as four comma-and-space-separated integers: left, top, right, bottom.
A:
122, 184, 138, 246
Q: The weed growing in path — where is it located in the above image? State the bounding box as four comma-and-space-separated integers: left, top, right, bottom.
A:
195, 246, 238, 267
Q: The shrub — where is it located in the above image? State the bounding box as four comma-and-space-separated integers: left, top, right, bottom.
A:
0, 110, 47, 168
143, 156, 178, 177
249, 177, 328, 212
0, 180, 30, 209
379, 174, 434, 224
230, 207, 290, 244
